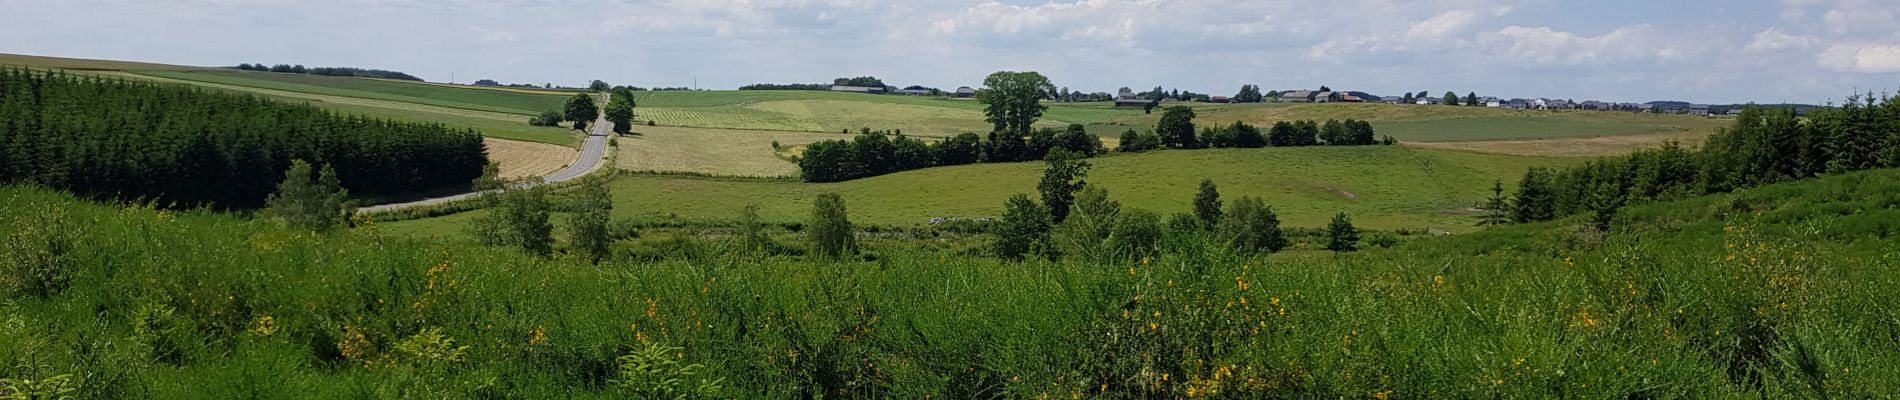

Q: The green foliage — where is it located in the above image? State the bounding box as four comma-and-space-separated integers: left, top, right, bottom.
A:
528, 110, 565, 127
6, 167, 1900, 397
1055, 186, 1120, 262
1192, 179, 1222, 230
1, 205, 75, 298
1037, 151, 1091, 224
471, 181, 555, 256
1218, 196, 1286, 254
1326, 212, 1359, 252
0, 374, 78, 400
564, 93, 599, 128
589, 80, 611, 92
0, 69, 486, 208
1117, 129, 1162, 153
1512, 167, 1557, 223
1478, 180, 1512, 226
393, 328, 469, 366
736, 204, 773, 256
1156, 106, 1199, 148
1444, 91, 1461, 106
1107, 208, 1163, 260
568, 176, 614, 264
611, 343, 724, 399
975, 71, 1055, 136
605, 88, 637, 135
265, 160, 353, 232
807, 193, 856, 259
995, 194, 1052, 261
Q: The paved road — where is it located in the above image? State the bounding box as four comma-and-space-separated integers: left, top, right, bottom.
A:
358, 115, 611, 214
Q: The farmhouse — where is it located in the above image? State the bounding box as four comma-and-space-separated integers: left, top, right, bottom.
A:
1115, 98, 1154, 108
831, 85, 886, 94
955, 87, 976, 97
1689, 104, 1712, 116
892, 89, 932, 96
1278, 90, 1314, 103
1381, 96, 1405, 104
1416, 97, 1441, 105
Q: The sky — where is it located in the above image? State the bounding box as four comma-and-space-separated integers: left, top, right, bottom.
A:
4, 0, 1899, 104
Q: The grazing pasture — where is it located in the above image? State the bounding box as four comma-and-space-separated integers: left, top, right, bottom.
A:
136, 70, 570, 116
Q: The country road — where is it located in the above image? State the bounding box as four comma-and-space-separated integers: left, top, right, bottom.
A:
358, 115, 611, 214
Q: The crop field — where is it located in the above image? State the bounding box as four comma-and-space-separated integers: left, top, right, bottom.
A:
0, 52, 205, 71
96, 70, 582, 147
630, 91, 1136, 134
385, 146, 1573, 237
1404, 128, 1715, 157
136, 70, 571, 116
616, 125, 848, 177
484, 138, 577, 179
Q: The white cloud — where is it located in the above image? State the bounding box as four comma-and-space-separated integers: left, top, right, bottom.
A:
1475, 24, 1704, 65
1818, 43, 1900, 73
1408, 10, 1477, 38
1744, 28, 1817, 52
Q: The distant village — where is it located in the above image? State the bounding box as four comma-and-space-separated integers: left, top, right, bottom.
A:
822, 82, 1733, 117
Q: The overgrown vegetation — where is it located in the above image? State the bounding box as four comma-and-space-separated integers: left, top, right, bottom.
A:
0, 69, 487, 208
3, 165, 1897, 397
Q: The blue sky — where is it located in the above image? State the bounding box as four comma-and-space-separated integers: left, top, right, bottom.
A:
4, 0, 1898, 104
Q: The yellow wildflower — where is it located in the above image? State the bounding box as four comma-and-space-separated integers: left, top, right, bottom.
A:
253, 315, 276, 336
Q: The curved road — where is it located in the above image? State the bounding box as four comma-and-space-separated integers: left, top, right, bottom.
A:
359, 115, 611, 214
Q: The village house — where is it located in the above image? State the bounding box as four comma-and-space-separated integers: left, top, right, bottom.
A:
1689, 104, 1712, 116
955, 86, 976, 98
1277, 90, 1314, 103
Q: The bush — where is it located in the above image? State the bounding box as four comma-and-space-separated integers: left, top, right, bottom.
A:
994, 194, 1053, 261
808, 193, 856, 259
265, 160, 353, 232
611, 343, 724, 399
1, 205, 76, 297
1107, 209, 1162, 260
1217, 196, 1286, 254
529, 111, 565, 127
471, 181, 555, 256
1326, 212, 1360, 252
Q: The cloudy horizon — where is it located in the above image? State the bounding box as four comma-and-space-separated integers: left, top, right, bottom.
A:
5, 0, 1899, 104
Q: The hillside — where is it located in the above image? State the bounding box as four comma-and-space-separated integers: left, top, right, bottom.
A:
0, 53, 581, 148
4, 167, 1895, 398
383, 146, 1572, 237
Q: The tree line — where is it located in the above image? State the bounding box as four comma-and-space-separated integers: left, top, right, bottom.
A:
0, 69, 487, 208
1118, 106, 1394, 152
1493, 92, 1900, 230
796, 126, 1102, 182
231, 63, 422, 81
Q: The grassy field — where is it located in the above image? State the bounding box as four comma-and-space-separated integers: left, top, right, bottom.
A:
616, 125, 849, 177
6, 168, 1896, 398
384, 146, 1574, 237
1096, 102, 1726, 142
136, 70, 570, 116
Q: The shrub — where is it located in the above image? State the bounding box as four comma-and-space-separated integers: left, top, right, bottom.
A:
265, 160, 353, 232
611, 343, 724, 399
808, 193, 856, 259
1327, 212, 1360, 252
1, 205, 76, 298
1193, 179, 1222, 230
471, 180, 555, 256
1218, 196, 1286, 254
1366, 232, 1400, 248
567, 176, 614, 264
1108, 209, 1162, 260
995, 194, 1053, 261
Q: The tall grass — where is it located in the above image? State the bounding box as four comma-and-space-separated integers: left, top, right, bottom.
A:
2, 169, 1897, 398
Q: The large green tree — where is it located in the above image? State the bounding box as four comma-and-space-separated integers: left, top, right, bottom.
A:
1038, 151, 1091, 224
564, 93, 599, 131
975, 71, 1055, 136
1156, 106, 1199, 148
1443, 91, 1461, 106
1193, 179, 1222, 230
604, 88, 637, 135
1219, 196, 1286, 254
1511, 167, 1556, 223
567, 176, 613, 264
